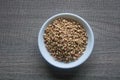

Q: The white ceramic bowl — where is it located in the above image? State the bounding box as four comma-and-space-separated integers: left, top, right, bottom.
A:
38, 13, 94, 69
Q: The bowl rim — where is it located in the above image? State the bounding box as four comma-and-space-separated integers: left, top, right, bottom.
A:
38, 13, 94, 69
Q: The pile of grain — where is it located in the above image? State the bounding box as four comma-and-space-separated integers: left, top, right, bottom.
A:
44, 18, 88, 63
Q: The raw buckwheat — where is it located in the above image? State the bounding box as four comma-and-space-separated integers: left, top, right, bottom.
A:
44, 18, 88, 63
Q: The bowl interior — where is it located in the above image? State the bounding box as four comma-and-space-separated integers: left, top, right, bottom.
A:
38, 13, 94, 69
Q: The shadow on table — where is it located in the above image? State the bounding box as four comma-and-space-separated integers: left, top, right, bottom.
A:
47, 63, 81, 80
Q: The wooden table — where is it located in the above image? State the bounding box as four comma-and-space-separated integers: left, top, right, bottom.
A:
0, 0, 120, 80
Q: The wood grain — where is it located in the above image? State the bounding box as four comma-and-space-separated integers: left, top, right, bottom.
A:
0, 0, 120, 80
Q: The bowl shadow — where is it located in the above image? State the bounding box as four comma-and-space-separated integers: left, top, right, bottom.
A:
46, 63, 80, 79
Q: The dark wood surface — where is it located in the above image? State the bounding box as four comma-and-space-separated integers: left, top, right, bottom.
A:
0, 0, 120, 80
